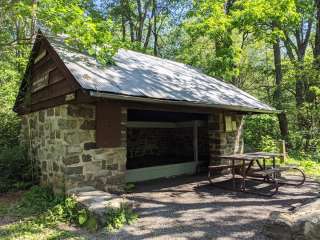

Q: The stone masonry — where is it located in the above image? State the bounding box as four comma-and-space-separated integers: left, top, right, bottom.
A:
21, 104, 127, 194
208, 112, 244, 166
21, 103, 243, 193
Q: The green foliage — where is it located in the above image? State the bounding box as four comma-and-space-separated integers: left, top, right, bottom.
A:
124, 183, 135, 193
259, 136, 278, 152
180, 0, 237, 81
232, 0, 300, 42
83, 216, 98, 232
285, 154, 320, 180
105, 203, 138, 232
0, 146, 33, 193
0, 185, 97, 240
37, 0, 117, 64
18, 186, 59, 215
244, 115, 280, 151
78, 209, 89, 225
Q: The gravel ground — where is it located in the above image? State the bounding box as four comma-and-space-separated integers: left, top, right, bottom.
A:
70, 175, 319, 240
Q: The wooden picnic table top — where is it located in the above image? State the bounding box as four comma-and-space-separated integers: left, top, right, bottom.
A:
246, 152, 284, 157
216, 152, 283, 161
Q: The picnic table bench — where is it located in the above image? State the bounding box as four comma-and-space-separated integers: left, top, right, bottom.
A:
208, 152, 305, 196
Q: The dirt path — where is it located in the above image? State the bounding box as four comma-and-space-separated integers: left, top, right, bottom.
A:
100, 175, 319, 240
0, 191, 24, 226
1, 176, 318, 240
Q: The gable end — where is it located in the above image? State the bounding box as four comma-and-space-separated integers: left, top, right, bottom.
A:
14, 33, 81, 114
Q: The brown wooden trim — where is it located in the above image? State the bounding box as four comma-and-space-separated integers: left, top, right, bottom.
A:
42, 37, 82, 90
106, 99, 243, 115
96, 102, 122, 148
30, 95, 67, 112
49, 68, 64, 84
32, 52, 51, 71
30, 78, 78, 104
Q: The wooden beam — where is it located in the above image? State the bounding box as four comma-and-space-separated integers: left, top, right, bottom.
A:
126, 121, 207, 128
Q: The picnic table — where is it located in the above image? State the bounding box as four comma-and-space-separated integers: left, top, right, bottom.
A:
208, 152, 305, 196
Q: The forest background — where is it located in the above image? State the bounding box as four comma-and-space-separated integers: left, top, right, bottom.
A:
1, 0, 320, 190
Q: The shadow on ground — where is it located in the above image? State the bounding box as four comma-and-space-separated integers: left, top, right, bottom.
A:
102, 175, 319, 240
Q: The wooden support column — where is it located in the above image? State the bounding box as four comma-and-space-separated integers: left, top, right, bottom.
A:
279, 140, 287, 163
193, 120, 199, 164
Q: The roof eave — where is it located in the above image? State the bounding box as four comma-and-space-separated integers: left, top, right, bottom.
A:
89, 91, 279, 114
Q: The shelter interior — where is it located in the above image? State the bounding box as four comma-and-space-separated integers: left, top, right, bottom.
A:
126, 109, 210, 170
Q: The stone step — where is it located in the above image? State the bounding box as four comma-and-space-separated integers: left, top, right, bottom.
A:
69, 187, 133, 228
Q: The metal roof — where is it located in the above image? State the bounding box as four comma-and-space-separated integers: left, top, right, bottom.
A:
49, 37, 275, 113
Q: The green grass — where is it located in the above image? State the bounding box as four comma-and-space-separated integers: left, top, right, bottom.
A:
0, 187, 87, 240
0, 220, 85, 240
261, 155, 320, 180
0, 186, 138, 239
285, 157, 320, 180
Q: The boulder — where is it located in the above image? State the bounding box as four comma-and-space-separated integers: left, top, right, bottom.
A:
264, 198, 320, 240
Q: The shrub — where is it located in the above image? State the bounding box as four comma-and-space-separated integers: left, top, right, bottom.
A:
13, 186, 93, 228
105, 203, 138, 232
0, 145, 34, 193
0, 111, 21, 150
18, 186, 59, 215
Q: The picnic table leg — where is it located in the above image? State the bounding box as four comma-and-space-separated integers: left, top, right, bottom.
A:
272, 156, 276, 178
273, 156, 276, 168
241, 159, 247, 192
232, 159, 235, 190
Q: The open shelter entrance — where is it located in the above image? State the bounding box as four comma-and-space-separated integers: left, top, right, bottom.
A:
126, 109, 209, 182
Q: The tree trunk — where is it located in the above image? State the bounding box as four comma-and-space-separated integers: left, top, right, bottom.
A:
123, 0, 135, 42
152, 0, 158, 56
121, 15, 126, 42
144, 18, 152, 50
273, 37, 289, 141
30, 0, 37, 38
136, 0, 143, 43
314, 0, 320, 68
120, 0, 126, 42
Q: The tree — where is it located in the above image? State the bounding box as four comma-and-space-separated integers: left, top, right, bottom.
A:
232, 0, 300, 141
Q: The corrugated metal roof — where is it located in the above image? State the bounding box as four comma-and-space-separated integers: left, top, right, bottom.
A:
49, 37, 275, 113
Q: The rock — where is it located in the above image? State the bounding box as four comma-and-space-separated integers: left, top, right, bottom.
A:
64, 166, 83, 175
84, 142, 97, 150
70, 187, 133, 228
82, 154, 92, 162
63, 155, 80, 165
80, 120, 96, 130
58, 119, 77, 129
67, 105, 94, 119
67, 145, 82, 154
264, 198, 320, 240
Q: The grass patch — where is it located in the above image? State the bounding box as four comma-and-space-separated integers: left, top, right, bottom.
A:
0, 222, 86, 240
0, 186, 88, 240
0, 186, 139, 239
285, 157, 320, 180
262, 155, 320, 181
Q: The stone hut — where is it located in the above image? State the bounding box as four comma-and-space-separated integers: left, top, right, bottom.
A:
14, 32, 275, 194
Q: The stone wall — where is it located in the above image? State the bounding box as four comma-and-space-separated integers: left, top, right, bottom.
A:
21, 104, 127, 194
208, 112, 244, 165
21, 103, 244, 193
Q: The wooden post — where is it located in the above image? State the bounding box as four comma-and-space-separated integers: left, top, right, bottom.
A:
279, 140, 287, 163
193, 120, 199, 166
